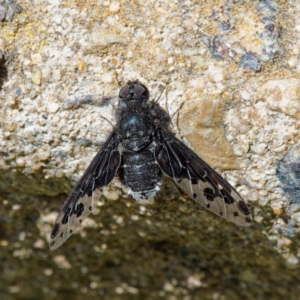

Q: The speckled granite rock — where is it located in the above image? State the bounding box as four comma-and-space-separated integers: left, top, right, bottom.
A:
0, 0, 22, 22
0, 1, 300, 299
201, 0, 283, 71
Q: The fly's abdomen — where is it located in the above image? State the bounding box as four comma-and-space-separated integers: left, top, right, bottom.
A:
121, 149, 162, 199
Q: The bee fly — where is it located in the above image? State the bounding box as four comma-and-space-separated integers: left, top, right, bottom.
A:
50, 80, 252, 250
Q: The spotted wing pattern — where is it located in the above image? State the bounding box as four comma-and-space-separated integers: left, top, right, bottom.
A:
155, 126, 252, 226
49, 132, 121, 250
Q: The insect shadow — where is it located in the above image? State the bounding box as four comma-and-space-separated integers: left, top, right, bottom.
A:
50, 80, 252, 250
0, 51, 8, 91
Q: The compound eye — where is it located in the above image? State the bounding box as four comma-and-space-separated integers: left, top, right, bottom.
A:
119, 85, 130, 98
134, 84, 149, 98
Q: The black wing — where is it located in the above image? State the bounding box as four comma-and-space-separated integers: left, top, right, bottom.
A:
49, 132, 121, 250
154, 126, 252, 226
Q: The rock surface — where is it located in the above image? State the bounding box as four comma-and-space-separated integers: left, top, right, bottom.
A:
0, 0, 300, 299
0, 0, 22, 22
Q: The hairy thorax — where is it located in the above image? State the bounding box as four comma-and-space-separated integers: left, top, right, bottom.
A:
117, 109, 154, 151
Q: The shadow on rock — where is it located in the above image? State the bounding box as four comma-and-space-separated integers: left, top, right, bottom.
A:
1, 176, 300, 299
0, 50, 8, 90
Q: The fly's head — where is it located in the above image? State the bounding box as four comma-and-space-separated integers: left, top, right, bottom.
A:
118, 80, 150, 109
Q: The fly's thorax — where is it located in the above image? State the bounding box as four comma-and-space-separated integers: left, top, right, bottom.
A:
117, 110, 155, 151
118, 99, 151, 110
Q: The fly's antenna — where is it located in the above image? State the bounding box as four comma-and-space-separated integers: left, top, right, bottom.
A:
114, 70, 123, 89
153, 78, 171, 105
100, 115, 115, 129
165, 84, 185, 129
171, 101, 185, 128
153, 83, 166, 105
